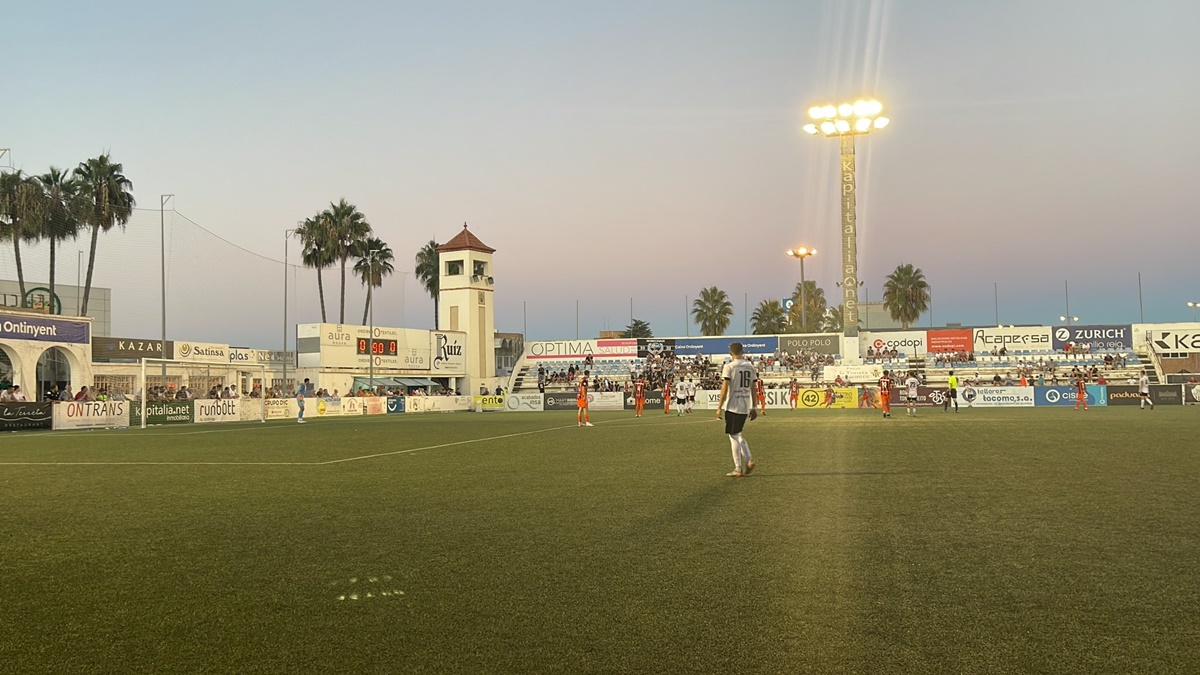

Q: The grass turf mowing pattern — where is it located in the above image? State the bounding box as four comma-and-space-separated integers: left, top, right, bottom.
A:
0, 408, 1197, 673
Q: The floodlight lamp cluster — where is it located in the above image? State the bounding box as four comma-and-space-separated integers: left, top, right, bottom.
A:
802, 99, 889, 137
785, 247, 816, 259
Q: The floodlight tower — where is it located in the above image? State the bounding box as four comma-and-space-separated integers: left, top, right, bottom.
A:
802, 99, 890, 337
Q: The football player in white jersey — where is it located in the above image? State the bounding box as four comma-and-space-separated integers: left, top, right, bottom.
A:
904, 371, 921, 417
686, 378, 696, 413
716, 342, 757, 477
1139, 373, 1154, 410
675, 379, 688, 417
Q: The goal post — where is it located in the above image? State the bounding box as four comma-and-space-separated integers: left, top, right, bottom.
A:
139, 357, 267, 429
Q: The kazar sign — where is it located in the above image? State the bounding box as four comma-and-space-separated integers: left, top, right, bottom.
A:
1152, 331, 1200, 353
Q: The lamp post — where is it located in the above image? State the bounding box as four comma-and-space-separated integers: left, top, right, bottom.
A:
803, 99, 889, 338
1060, 315, 1079, 325
284, 226, 298, 395
160, 194, 173, 388
1188, 301, 1199, 322
785, 247, 816, 332
366, 248, 381, 394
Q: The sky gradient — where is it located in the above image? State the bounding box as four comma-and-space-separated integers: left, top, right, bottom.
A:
4, 0, 1199, 346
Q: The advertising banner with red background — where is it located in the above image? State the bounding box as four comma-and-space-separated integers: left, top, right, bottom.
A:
927, 329, 973, 354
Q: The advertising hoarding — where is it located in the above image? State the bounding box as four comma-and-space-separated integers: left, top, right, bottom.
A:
864, 331, 927, 356
780, 334, 840, 356
0, 312, 90, 344
505, 394, 545, 412
430, 331, 467, 373
132, 401, 196, 426
193, 399, 240, 424
972, 327, 1052, 352
927, 329, 973, 354
53, 400, 129, 429
671, 336, 778, 356
0, 402, 54, 431
1051, 325, 1133, 352
174, 341, 230, 363
1150, 331, 1200, 353
92, 337, 174, 361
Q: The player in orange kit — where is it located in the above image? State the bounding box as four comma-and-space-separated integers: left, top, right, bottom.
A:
633, 377, 647, 418
577, 370, 593, 427
788, 378, 800, 410
754, 377, 767, 416
878, 370, 893, 419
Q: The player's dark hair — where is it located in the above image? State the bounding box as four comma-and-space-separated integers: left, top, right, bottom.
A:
729, 342, 744, 356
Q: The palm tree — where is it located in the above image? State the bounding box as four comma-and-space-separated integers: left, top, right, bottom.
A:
0, 170, 47, 301
883, 263, 930, 329
691, 286, 734, 336
322, 198, 371, 324
751, 299, 788, 335
36, 167, 86, 311
414, 239, 440, 329
353, 237, 395, 325
74, 153, 135, 316
822, 304, 844, 333
788, 280, 827, 333
622, 318, 653, 338
296, 213, 335, 322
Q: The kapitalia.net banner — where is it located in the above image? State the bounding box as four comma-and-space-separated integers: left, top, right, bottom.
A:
132, 401, 195, 425
0, 312, 90, 344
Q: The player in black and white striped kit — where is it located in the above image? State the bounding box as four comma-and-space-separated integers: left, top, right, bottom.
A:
715, 342, 758, 477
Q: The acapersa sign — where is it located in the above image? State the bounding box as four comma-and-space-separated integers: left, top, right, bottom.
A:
972, 327, 1051, 350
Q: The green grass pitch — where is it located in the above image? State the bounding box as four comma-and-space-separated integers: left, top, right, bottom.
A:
1, 407, 1197, 673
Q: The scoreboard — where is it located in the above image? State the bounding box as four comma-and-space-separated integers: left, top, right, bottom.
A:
296, 323, 466, 374
357, 337, 398, 356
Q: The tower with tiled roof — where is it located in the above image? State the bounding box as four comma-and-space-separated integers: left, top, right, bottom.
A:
437, 223, 496, 389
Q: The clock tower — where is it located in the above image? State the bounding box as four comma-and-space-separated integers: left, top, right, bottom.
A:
437, 223, 496, 391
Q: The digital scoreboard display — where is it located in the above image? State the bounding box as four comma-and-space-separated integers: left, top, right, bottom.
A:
356, 338, 398, 356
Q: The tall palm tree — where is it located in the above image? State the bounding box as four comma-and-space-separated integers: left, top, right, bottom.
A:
691, 286, 734, 336
751, 299, 788, 335
788, 280, 827, 334
296, 213, 334, 322
353, 237, 395, 325
36, 167, 86, 311
322, 198, 371, 323
883, 263, 930, 329
414, 239, 440, 329
74, 153, 135, 316
0, 170, 47, 301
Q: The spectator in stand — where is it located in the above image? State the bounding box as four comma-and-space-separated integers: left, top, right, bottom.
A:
74, 385, 95, 402
0, 386, 12, 401
11, 385, 27, 401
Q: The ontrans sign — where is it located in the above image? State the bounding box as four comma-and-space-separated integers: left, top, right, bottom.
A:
1051, 325, 1132, 351
53, 401, 129, 429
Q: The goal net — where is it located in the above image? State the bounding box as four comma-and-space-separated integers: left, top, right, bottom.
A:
137, 358, 267, 428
